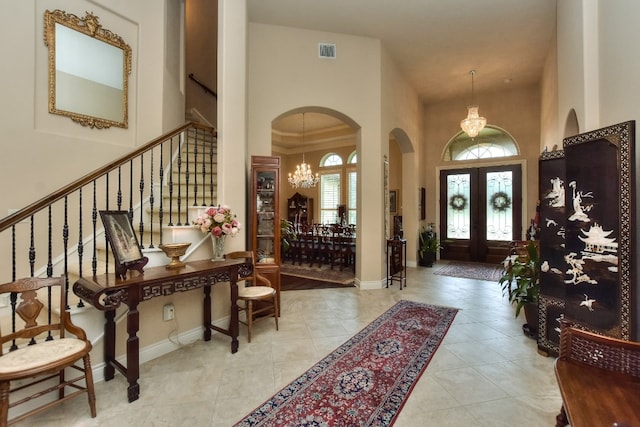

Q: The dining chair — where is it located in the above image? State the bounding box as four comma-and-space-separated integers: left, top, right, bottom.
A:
226, 251, 279, 343
0, 276, 96, 426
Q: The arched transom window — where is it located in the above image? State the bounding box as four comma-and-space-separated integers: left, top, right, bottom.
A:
444, 126, 518, 161
321, 153, 343, 166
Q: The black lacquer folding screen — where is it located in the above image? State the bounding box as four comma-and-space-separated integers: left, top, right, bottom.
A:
537, 121, 635, 356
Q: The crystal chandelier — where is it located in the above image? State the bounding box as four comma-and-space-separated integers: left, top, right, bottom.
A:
460, 70, 487, 138
288, 113, 319, 188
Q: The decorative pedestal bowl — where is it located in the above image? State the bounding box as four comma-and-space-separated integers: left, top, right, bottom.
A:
159, 242, 191, 269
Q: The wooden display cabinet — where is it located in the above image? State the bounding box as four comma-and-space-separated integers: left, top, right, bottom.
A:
287, 192, 313, 225
250, 156, 281, 310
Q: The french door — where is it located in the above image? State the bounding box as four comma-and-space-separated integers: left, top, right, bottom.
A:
439, 164, 522, 263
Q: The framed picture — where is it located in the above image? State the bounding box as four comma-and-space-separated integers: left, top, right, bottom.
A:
389, 190, 398, 214
420, 187, 426, 220
100, 210, 144, 266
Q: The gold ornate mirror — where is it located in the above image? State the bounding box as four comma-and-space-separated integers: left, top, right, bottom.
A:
44, 10, 131, 129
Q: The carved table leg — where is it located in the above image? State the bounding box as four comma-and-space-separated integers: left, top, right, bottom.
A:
203, 285, 212, 341
230, 266, 239, 353
556, 405, 568, 427
126, 300, 140, 402
104, 309, 116, 381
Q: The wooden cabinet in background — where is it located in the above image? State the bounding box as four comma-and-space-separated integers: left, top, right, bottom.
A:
287, 192, 313, 225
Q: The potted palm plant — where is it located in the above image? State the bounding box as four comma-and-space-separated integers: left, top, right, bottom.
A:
280, 219, 297, 259
499, 240, 541, 337
418, 226, 441, 267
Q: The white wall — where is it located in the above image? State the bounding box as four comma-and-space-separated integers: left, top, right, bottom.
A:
0, 0, 184, 216
247, 23, 423, 285
596, 0, 640, 338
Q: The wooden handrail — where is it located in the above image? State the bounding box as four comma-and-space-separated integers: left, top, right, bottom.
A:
0, 121, 215, 233
188, 73, 217, 98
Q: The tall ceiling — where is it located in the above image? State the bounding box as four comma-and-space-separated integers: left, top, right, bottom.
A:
247, 0, 557, 149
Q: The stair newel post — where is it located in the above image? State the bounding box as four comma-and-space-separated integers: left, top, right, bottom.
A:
176, 132, 183, 225
138, 153, 145, 249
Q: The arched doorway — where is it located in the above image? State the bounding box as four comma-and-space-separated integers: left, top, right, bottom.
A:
271, 107, 360, 274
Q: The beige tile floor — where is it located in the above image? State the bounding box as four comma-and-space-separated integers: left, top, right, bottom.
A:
19, 265, 562, 426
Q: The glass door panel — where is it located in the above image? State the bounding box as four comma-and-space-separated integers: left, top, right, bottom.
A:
446, 173, 471, 239
440, 164, 521, 262
485, 170, 513, 241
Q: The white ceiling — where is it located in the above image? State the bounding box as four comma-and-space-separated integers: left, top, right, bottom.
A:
248, 0, 557, 149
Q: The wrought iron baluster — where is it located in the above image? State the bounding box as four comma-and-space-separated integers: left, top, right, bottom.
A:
29, 215, 35, 276
9, 289, 17, 350
193, 128, 199, 207
214, 135, 218, 206
92, 180, 98, 277
77, 188, 84, 307
176, 133, 183, 225
184, 129, 191, 226
105, 174, 110, 274
10, 225, 17, 351
168, 136, 175, 226
138, 153, 145, 248
62, 197, 69, 311
199, 129, 206, 206
47, 205, 53, 278
128, 160, 134, 222
148, 148, 155, 248
117, 166, 122, 210
159, 141, 165, 239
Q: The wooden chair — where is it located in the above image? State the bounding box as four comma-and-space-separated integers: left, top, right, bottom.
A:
0, 276, 96, 426
297, 225, 316, 267
226, 251, 279, 343
554, 319, 640, 427
316, 225, 333, 267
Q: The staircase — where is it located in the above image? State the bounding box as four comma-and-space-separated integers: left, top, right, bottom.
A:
0, 121, 218, 340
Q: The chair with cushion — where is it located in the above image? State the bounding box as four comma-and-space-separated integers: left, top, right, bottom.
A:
0, 276, 96, 425
226, 251, 279, 343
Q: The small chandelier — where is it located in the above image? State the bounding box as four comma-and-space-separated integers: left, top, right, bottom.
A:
288, 112, 319, 188
460, 70, 487, 138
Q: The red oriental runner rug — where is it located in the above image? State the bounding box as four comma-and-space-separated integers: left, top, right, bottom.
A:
233, 300, 458, 426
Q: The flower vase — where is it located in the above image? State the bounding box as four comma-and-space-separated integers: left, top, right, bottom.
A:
211, 235, 226, 261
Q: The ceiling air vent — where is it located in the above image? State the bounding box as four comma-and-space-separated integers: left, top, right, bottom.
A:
318, 43, 336, 59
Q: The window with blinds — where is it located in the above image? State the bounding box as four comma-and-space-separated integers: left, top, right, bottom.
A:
320, 173, 340, 224
348, 171, 357, 224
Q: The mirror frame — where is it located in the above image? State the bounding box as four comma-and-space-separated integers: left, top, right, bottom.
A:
44, 9, 131, 129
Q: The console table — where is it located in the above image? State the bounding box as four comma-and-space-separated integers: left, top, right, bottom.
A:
73, 258, 250, 402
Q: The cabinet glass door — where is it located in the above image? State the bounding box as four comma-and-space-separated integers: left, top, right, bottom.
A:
256, 170, 277, 261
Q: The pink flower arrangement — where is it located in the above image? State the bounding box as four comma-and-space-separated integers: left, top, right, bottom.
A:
194, 205, 241, 238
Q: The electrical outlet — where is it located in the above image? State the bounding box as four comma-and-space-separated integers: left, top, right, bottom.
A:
163, 304, 175, 321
